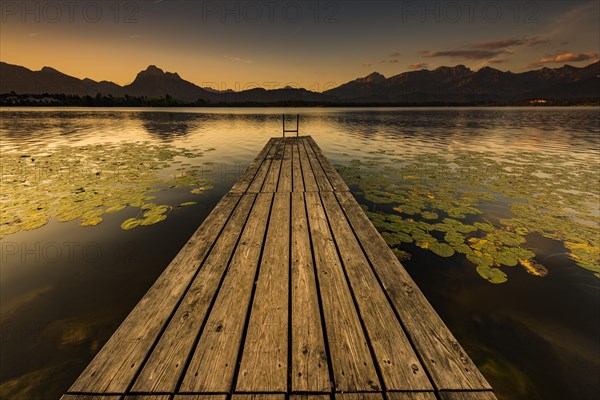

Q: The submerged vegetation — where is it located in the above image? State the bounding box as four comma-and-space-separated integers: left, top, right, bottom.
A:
337, 150, 600, 283
0, 143, 214, 238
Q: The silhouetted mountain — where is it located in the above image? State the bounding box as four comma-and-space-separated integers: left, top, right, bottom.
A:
123, 65, 216, 101
0, 62, 122, 96
1, 61, 598, 105
325, 62, 600, 103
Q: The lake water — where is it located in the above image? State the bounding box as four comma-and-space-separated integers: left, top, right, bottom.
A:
0, 107, 599, 400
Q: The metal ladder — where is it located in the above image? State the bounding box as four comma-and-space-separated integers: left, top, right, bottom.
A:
282, 114, 299, 137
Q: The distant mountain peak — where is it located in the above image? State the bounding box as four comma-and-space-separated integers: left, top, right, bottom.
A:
435, 64, 471, 72
40, 66, 62, 74
357, 72, 386, 84
143, 65, 165, 74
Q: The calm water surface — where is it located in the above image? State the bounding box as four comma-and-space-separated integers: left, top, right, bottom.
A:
0, 107, 599, 400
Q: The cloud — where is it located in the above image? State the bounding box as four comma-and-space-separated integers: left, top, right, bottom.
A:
27, 32, 42, 37
468, 39, 527, 50
535, 52, 598, 65
409, 62, 428, 70
489, 59, 507, 64
362, 63, 372, 67
224, 55, 253, 64
419, 49, 504, 60
388, 52, 401, 58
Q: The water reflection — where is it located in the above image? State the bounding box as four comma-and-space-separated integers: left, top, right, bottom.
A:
0, 107, 598, 400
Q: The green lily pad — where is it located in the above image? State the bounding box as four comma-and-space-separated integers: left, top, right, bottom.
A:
81, 217, 103, 227
476, 265, 508, 284
121, 218, 142, 230
430, 242, 455, 257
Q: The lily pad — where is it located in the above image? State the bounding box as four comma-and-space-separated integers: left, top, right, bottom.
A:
476, 265, 508, 284
121, 218, 142, 230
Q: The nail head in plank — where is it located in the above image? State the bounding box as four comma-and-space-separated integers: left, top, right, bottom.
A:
320, 191, 432, 391
291, 192, 331, 392
236, 192, 290, 391
305, 191, 380, 392
335, 190, 492, 391
180, 193, 273, 392
132, 194, 256, 392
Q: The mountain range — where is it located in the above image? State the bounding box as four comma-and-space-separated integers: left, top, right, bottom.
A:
1, 61, 598, 105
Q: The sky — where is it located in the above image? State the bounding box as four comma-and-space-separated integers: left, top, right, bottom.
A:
1, 0, 598, 91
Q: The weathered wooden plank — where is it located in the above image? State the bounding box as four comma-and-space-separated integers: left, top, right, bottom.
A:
306, 136, 349, 192
301, 138, 333, 191
335, 190, 492, 391
290, 395, 331, 400
236, 192, 290, 391
231, 138, 275, 193
304, 191, 380, 392
248, 139, 279, 193
123, 396, 170, 400
386, 392, 437, 400
173, 396, 227, 400
132, 194, 256, 392
320, 191, 432, 391
68, 193, 241, 393
61, 396, 120, 400
290, 192, 331, 392
232, 395, 285, 400
277, 140, 293, 192
438, 391, 497, 400
297, 136, 319, 192
292, 139, 305, 192
335, 394, 384, 400
180, 193, 273, 392
262, 138, 285, 192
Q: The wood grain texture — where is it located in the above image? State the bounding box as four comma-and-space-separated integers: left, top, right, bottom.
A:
236, 192, 290, 391
386, 392, 437, 400
61, 396, 120, 400
290, 192, 331, 392
297, 136, 319, 192
438, 391, 497, 400
305, 191, 380, 392
292, 140, 305, 192
65, 136, 495, 400
335, 394, 384, 400
231, 138, 275, 193
306, 136, 349, 192
132, 194, 256, 392
173, 396, 227, 400
180, 193, 273, 392
262, 138, 285, 192
248, 140, 279, 193
335, 190, 492, 391
68, 193, 241, 393
320, 191, 432, 391
301, 138, 333, 191
277, 140, 293, 192
290, 395, 331, 400
232, 395, 285, 400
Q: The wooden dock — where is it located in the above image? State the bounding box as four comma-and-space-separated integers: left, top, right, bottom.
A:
62, 136, 497, 400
